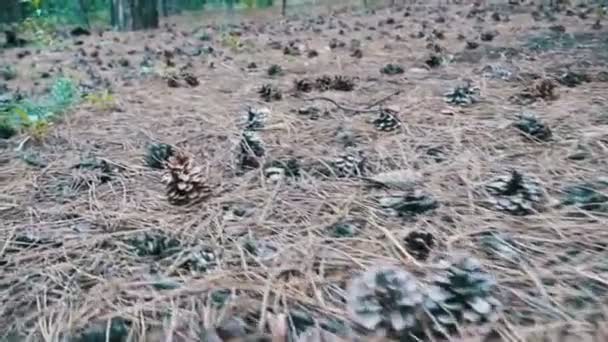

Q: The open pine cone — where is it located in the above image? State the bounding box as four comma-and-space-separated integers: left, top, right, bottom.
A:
347, 265, 424, 337
424, 256, 501, 336
485, 170, 543, 215
162, 153, 212, 205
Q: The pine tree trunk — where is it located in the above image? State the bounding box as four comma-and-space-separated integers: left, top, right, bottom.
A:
0, 0, 23, 24
158, 0, 168, 17
111, 0, 159, 31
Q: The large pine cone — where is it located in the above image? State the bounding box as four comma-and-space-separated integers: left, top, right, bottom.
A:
162, 153, 212, 205
347, 265, 424, 336
424, 256, 501, 336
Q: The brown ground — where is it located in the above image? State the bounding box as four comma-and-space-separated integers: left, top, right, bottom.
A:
1, 1, 608, 341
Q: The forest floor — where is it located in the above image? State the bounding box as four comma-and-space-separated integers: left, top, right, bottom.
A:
1, 1, 608, 341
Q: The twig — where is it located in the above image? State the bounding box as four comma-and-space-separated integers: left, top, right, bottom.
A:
14, 136, 31, 152
302, 96, 379, 113
365, 89, 401, 109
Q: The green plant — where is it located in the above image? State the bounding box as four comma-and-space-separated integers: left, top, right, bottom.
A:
0, 77, 78, 140
14, 107, 51, 141
18, 16, 57, 46
221, 33, 243, 52
0, 66, 17, 81
51, 77, 78, 108
22, 0, 45, 15
84, 90, 116, 111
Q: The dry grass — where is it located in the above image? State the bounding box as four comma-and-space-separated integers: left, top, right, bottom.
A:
1, 1, 608, 341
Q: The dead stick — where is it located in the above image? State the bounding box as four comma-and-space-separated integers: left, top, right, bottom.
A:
365, 89, 401, 109
302, 96, 379, 113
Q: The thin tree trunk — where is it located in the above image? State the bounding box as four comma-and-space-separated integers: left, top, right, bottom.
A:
77, 0, 91, 27
111, 0, 158, 31
0, 0, 23, 24
281, 0, 287, 16
158, 0, 168, 17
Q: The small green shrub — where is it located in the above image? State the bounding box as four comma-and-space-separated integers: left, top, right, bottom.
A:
0, 77, 78, 140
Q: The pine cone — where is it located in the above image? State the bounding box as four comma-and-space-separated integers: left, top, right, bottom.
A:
444, 83, 479, 106
514, 113, 552, 141
178, 245, 217, 273
561, 180, 608, 212
295, 78, 314, 93
244, 107, 270, 131
424, 256, 501, 336
403, 231, 435, 261
347, 265, 424, 336
521, 78, 558, 101
295, 327, 345, 342
162, 153, 212, 205
379, 190, 438, 217
331, 75, 356, 91
372, 108, 401, 131
332, 151, 365, 177
380, 64, 405, 75
258, 84, 282, 102
145, 142, 174, 169
267, 64, 283, 77
264, 158, 300, 183
238, 130, 265, 170
315, 75, 333, 91
558, 71, 590, 87
485, 170, 543, 215
182, 72, 199, 87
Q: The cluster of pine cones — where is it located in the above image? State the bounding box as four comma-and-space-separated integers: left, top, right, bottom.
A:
295, 75, 356, 93
347, 256, 501, 340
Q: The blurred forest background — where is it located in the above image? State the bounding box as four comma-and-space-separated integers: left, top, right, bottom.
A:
0, 0, 394, 28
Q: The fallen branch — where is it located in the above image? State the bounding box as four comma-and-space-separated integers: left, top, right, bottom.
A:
365, 89, 402, 109
302, 96, 380, 114
303, 90, 402, 114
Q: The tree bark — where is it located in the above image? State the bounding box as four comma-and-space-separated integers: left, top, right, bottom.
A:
111, 0, 159, 31
77, 0, 91, 28
0, 0, 23, 24
158, 0, 168, 17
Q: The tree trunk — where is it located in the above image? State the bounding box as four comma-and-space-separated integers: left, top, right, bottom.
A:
281, 0, 287, 16
0, 0, 23, 24
111, 0, 159, 31
77, 0, 91, 28
158, 0, 168, 17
